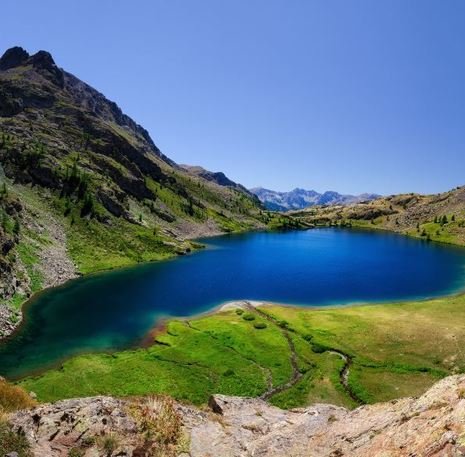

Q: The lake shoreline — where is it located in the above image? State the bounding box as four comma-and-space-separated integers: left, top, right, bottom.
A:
5, 223, 463, 344
143, 278, 465, 347
4, 227, 465, 381
0, 225, 274, 343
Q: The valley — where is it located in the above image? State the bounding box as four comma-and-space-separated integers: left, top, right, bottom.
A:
2, 45, 465, 457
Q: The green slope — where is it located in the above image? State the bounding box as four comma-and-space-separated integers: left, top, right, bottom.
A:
0, 46, 304, 324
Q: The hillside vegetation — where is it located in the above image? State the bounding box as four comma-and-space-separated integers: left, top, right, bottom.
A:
0, 46, 303, 334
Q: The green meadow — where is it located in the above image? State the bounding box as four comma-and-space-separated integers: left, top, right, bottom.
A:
20, 292, 465, 409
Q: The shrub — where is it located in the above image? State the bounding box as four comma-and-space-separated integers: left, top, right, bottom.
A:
0, 420, 32, 457
235, 308, 244, 316
310, 342, 331, 354
0, 380, 36, 413
80, 193, 94, 217
81, 436, 96, 447
242, 313, 255, 321
131, 395, 182, 457
97, 433, 119, 456
303, 334, 313, 342
253, 322, 267, 329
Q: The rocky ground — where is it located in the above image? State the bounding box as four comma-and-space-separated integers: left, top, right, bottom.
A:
0, 304, 20, 338
0, 184, 78, 339
20, 190, 77, 290
6, 374, 465, 456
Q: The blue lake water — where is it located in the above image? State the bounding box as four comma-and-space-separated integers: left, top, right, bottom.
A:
1, 228, 465, 379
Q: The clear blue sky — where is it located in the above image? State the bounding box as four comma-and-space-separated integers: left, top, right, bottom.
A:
1, 1, 465, 195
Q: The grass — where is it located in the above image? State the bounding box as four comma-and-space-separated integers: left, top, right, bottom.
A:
0, 421, 32, 457
16, 242, 43, 293
4, 164, 465, 412
19, 312, 287, 405
66, 214, 180, 274
130, 395, 183, 456
19, 292, 465, 410
0, 379, 36, 413
0, 381, 35, 457
11, 182, 187, 275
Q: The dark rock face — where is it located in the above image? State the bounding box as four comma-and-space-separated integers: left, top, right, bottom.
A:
181, 165, 260, 202
0, 47, 29, 70
30, 50, 64, 87
0, 48, 64, 87
30, 50, 56, 69
0, 88, 24, 116
62, 72, 170, 163
201, 171, 236, 187
97, 189, 129, 218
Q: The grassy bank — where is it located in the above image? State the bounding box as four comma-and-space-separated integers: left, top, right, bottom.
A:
20, 293, 465, 409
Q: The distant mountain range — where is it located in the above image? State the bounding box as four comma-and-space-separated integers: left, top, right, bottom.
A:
250, 187, 380, 211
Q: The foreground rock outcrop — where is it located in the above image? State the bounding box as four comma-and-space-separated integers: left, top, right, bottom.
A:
7, 374, 465, 456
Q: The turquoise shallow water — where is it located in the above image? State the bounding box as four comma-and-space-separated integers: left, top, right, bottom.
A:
2, 228, 465, 379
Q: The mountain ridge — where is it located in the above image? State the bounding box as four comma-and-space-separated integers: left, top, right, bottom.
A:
0, 46, 299, 337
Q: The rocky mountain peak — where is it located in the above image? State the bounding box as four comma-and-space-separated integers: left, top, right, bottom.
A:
30, 50, 56, 70
0, 46, 64, 87
0, 46, 29, 70
31, 49, 64, 87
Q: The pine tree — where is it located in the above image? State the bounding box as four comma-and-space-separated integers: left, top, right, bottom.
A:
13, 219, 20, 235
